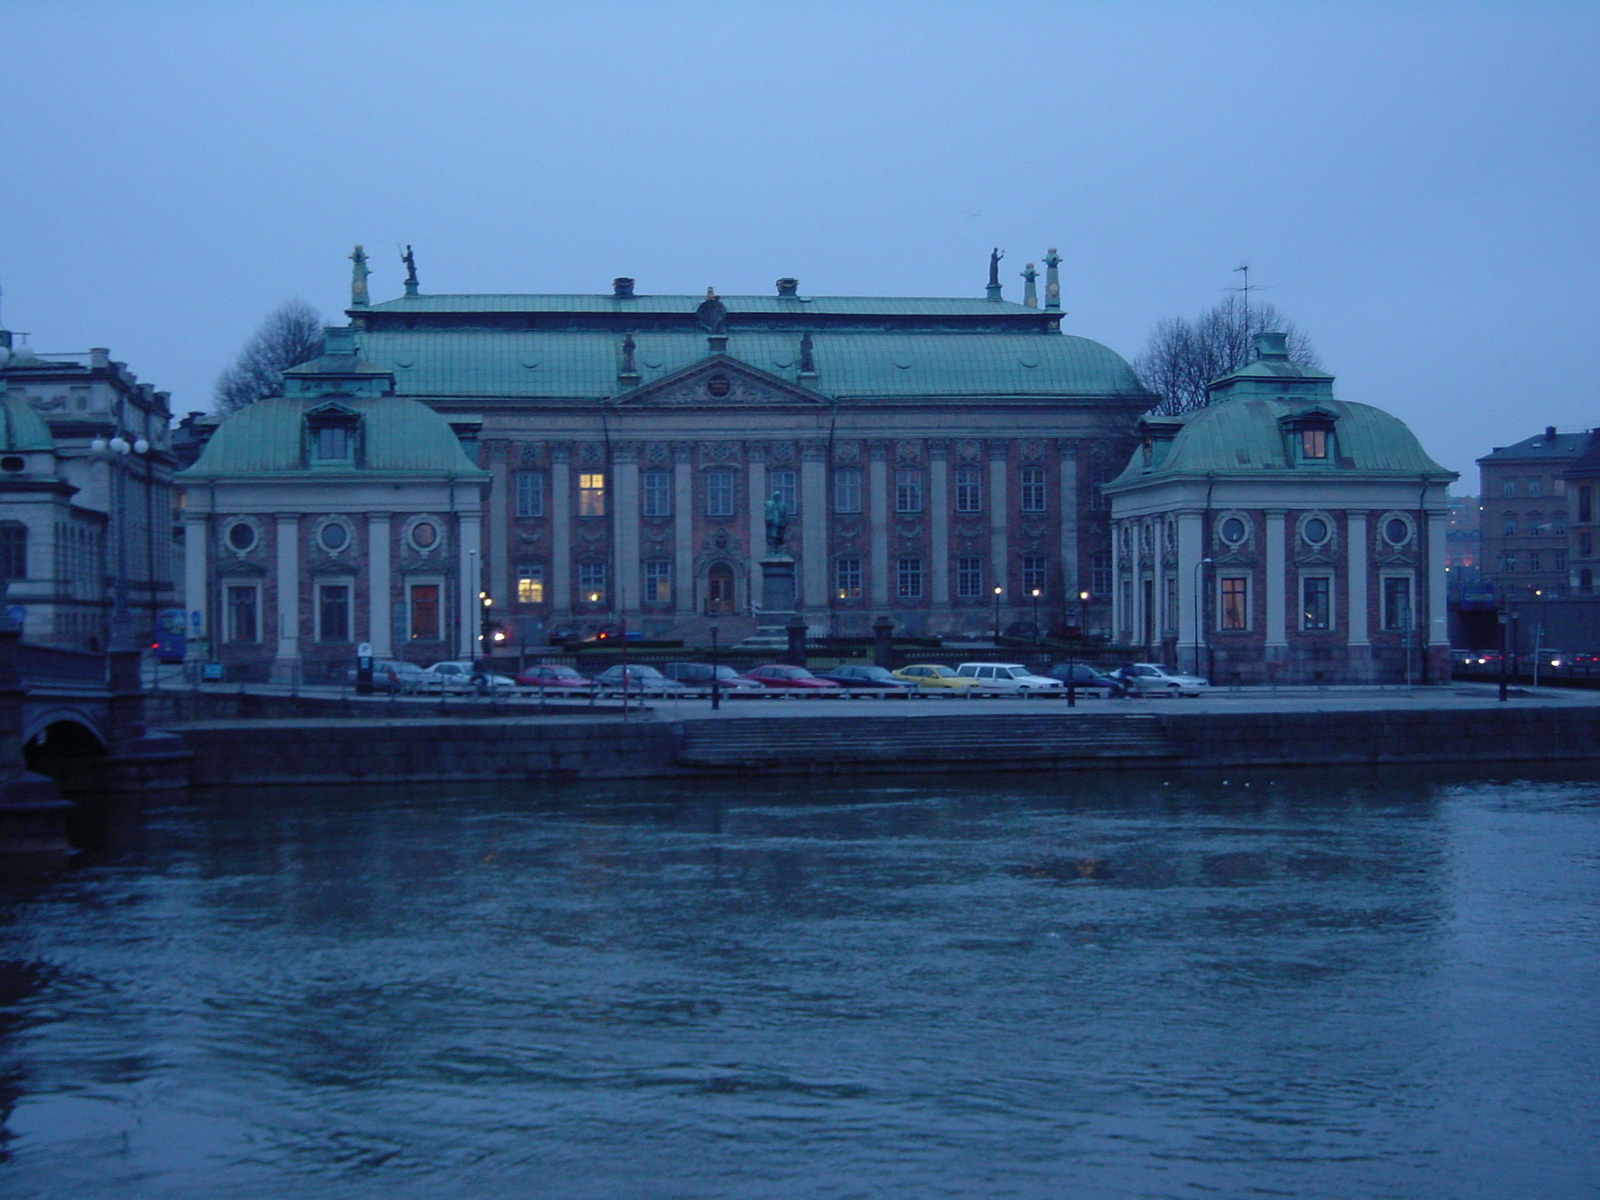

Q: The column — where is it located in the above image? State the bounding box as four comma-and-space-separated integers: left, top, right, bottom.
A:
1346, 510, 1369, 647
1427, 508, 1449, 646
183, 514, 208, 647
800, 441, 828, 611
1057, 441, 1080, 599
988, 442, 1008, 616
928, 441, 950, 612
458, 506, 482, 658
868, 441, 890, 607
550, 445, 571, 616
367, 513, 392, 658
1176, 510, 1205, 674
673, 443, 695, 619
1128, 518, 1143, 644
612, 443, 640, 621
271, 513, 299, 682
1265, 509, 1288, 649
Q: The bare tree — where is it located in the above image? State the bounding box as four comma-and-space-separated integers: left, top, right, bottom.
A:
1134, 295, 1320, 415
214, 299, 325, 413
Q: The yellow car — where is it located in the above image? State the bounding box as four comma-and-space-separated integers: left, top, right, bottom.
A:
893, 664, 983, 691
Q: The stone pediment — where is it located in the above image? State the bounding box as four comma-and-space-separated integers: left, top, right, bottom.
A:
614, 355, 828, 407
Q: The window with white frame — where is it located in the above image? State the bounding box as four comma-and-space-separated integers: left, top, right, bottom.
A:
577, 561, 607, 605
515, 470, 544, 517
317, 582, 351, 642
955, 556, 983, 599
955, 467, 983, 513
768, 469, 797, 516
1019, 467, 1047, 513
225, 583, 259, 643
1219, 576, 1249, 631
835, 557, 862, 600
1301, 575, 1332, 630
516, 562, 544, 605
1382, 576, 1413, 631
408, 581, 442, 641
578, 473, 606, 517
641, 470, 672, 518
1091, 555, 1111, 597
643, 560, 673, 605
833, 468, 862, 514
896, 556, 924, 599
705, 470, 735, 518
895, 468, 923, 514
1022, 554, 1047, 594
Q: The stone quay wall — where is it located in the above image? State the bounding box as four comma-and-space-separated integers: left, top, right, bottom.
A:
167, 703, 1600, 788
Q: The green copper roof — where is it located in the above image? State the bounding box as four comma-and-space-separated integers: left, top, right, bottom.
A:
179, 395, 486, 478
367, 293, 1042, 318
354, 330, 1148, 401
0, 394, 54, 452
1110, 395, 1454, 486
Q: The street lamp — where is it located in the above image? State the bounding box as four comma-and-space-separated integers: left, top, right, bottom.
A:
1030, 587, 1042, 645
90, 430, 151, 654
993, 585, 1003, 643
1193, 557, 1213, 677
708, 618, 721, 711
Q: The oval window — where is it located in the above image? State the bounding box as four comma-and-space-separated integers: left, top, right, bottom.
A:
1385, 517, 1409, 544
319, 522, 349, 551
706, 374, 731, 398
226, 522, 256, 552
1303, 517, 1329, 544
1220, 516, 1247, 544
0, 455, 23, 472
411, 521, 437, 549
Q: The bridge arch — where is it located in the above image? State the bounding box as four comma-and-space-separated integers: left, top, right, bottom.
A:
23, 705, 110, 751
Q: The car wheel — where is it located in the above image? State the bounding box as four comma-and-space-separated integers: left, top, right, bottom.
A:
1167, 684, 1181, 696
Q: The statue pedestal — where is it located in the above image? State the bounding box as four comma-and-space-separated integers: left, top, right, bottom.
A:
737, 555, 808, 663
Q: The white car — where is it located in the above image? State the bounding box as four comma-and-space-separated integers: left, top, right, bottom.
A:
417, 661, 517, 693
953, 662, 1065, 692
1117, 663, 1210, 697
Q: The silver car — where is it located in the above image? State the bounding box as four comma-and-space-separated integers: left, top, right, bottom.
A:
1117, 663, 1210, 697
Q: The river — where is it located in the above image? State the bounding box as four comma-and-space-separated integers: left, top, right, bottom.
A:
2, 764, 1596, 1199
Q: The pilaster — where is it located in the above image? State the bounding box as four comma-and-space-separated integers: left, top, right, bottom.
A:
270, 513, 300, 683
367, 513, 392, 658
800, 441, 828, 611
550, 444, 571, 616
868, 441, 890, 607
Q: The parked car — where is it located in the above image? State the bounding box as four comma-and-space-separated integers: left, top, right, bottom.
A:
593, 664, 683, 694
740, 664, 842, 690
892, 664, 982, 691
344, 659, 427, 693
1115, 663, 1210, 697
817, 664, 917, 690
660, 662, 761, 689
418, 661, 517, 693
515, 663, 595, 693
953, 662, 1065, 692
1046, 663, 1119, 694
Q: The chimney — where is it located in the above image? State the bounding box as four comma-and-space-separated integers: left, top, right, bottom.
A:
776, 278, 799, 298
612, 277, 635, 299
1546, 425, 1557, 440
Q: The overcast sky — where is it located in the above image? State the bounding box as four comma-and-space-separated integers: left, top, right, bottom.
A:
3, 1, 1596, 485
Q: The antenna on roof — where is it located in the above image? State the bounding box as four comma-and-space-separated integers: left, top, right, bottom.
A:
1228, 264, 1271, 330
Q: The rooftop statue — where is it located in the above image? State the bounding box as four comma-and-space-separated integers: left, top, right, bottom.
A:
621, 332, 637, 375
988, 247, 1005, 289
696, 287, 728, 335
350, 245, 371, 308
401, 244, 418, 291
799, 332, 815, 374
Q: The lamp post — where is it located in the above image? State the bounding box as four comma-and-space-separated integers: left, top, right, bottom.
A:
709, 619, 721, 711
90, 430, 151, 655
1193, 557, 1213, 677
992, 586, 1003, 643
1030, 588, 1042, 646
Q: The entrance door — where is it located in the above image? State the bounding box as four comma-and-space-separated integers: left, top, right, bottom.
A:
706, 563, 735, 615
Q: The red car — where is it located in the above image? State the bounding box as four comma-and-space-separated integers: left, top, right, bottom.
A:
514, 663, 594, 693
740, 665, 842, 690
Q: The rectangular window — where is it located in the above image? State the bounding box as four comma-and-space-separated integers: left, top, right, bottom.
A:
0, 522, 25, 579
514, 470, 545, 518
1555, 551, 1567, 571
408, 583, 440, 641
1581, 533, 1594, 557
1554, 516, 1567, 535
1530, 551, 1542, 573
314, 425, 352, 461
516, 562, 544, 605
1553, 478, 1566, 497
1528, 478, 1542, 498
1503, 517, 1517, 538
317, 584, 351, 642
1302, 576, 1331, 630
578, 562, 606, 605
835, 557, 862, 600
1091, 468, 1113, 510
705, 470, 735, 518
895, 469, 923, 514
955, 467, 983, 513
1502, 481, 1517, 499
833, 468, 862, 514
1382, 577, 1413, 631
1220, 577, 1248, 631
1019, 467, 1047, 513
1502, 552, 1517, 572
768, 469, 797, 517
1579, 486, 1593, 523
578, 473, 606, 517
1091, 555, 1112, 598
225, 584, 259, 643
643, 561, 673, 605
955, 556, 983, 599
641, 469, 672, 518
896, 556, 924, 600
1301, 429, 1328, 460
1022, 554, 1047, 595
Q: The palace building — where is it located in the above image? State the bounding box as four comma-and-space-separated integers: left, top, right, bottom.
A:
282, 250, 1156, 650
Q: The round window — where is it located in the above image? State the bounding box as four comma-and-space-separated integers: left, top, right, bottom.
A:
226, 522, 257, 552
1220, 516, 1247, 544
0, 455, 23, 472
1303, 516, 1329, 544
319, 522, 349, 552
411, 520, 437, 550
1384, 517, 1410, 545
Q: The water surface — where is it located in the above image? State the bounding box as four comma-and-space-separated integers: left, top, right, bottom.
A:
2, 765, 1596, 1198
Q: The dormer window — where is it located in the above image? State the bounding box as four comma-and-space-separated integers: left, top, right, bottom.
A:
305, 401, 360, 466
1281, 407, 1337, 466
1300, 428, 1328, 460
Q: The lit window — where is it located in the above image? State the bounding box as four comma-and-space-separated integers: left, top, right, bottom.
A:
643, 561, 673, 605
1300, 428, 1328, 460
578, 562, 607, 605
955, 467, 983, 513
579, 473, 606, 517
516, 562, 544, 604
833, 469, 861, 514
835, 557, 862, 600
515, 470, 545, 517
1019, 468, 1046, 513
1220, 577, 1248, 630
1302, 576, 1331, 630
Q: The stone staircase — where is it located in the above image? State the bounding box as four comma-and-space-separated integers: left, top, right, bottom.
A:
674, 712, 1180, 773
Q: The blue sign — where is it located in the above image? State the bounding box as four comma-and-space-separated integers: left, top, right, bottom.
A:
191, 610, 202, 629
5, 606, 23, 626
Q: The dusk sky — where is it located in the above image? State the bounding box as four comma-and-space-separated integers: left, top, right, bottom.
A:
3, 1, 1595, 484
